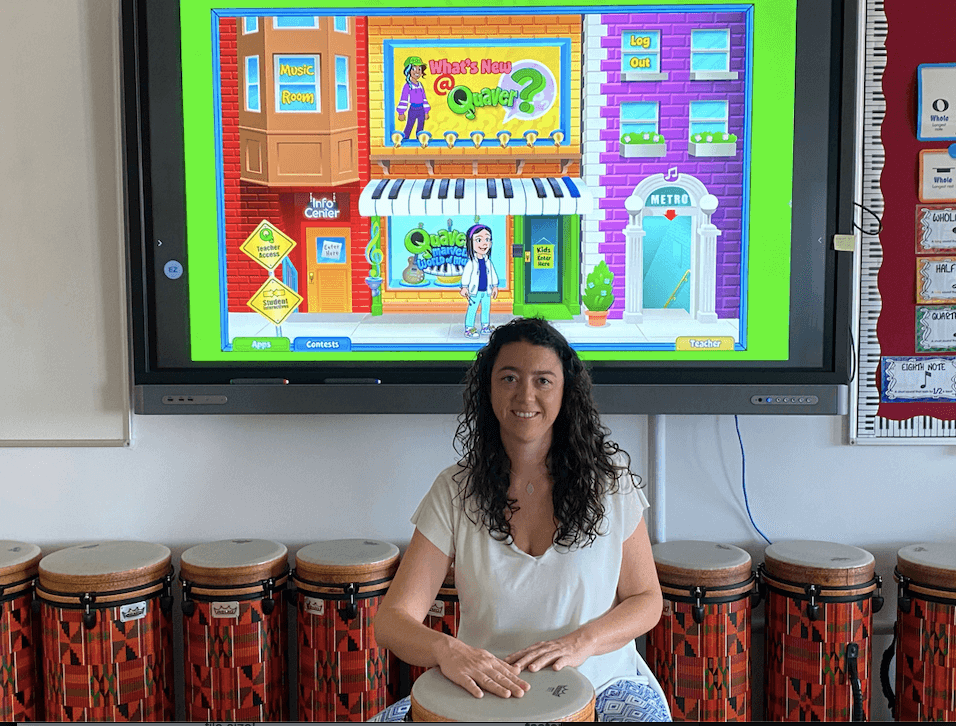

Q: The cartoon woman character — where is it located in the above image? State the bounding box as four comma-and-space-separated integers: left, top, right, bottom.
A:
397, 56, 430, 140
460, 223, 499, 339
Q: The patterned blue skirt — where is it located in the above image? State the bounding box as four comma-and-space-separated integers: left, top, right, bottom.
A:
369, 677, 671, 722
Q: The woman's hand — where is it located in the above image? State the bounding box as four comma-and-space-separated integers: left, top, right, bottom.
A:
504, 632, 594, 673
436, 637, 530, 699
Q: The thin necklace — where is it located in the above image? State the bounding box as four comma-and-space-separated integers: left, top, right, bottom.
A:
510, 470, 543, 495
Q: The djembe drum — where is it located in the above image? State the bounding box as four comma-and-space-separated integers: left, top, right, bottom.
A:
180, 538, 289, 722
407, 564, 459, 688
886, 542, 956, 721
410, 666, 595, 722
36, 541, 174, 722
759, 540, 883, 721
0, 541, 43, 722
292, 538, 400, 721
647, 540, 756, 721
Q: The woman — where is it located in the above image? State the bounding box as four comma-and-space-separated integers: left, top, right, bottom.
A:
459, 223, 499, 339
372, 318, 670, 722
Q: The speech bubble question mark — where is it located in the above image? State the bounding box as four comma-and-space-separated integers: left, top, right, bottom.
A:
511, 67, 546, 114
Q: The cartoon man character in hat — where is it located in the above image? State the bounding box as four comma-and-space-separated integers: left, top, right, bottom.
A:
397, 56, 430, 139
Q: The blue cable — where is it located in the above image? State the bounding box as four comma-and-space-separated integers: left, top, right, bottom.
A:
734, 415, 772, 545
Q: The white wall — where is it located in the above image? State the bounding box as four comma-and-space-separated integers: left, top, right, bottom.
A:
4, 0, 955, 722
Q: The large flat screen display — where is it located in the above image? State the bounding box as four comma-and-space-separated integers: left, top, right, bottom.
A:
123, 0, 857, 414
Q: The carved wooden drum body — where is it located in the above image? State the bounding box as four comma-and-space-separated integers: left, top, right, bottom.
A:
892, 542, 956, 721
180, 538, 289, 722
647, 540, 756, 721
760, 540, 883, 722
293, 538, 400, 722
0, 541, 43, 722
410, 666, 595, 722
37, 541, 175, 722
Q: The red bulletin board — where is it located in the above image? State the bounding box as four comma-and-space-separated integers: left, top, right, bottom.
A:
876, 0, 956, 420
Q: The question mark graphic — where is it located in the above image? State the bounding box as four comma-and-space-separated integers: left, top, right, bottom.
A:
511, 68, 546, 114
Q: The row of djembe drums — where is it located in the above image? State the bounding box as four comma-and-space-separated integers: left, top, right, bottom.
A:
0, 537, 953, 722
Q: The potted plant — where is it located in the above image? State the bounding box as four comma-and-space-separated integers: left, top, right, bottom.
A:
582, 260, 615, 326
688, 131, 737, 157
620, 131, 666, 158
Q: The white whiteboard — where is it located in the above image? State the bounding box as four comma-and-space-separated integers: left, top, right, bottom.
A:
0, 0, 130, 446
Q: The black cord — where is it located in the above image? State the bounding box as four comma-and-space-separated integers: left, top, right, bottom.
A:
852, 201, 883, 236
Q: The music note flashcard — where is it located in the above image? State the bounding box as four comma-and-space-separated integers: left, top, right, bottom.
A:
917, 63, 956, 141
916, 205, 956, 253
916, 306, 956, 352
881, 356, 956, 402
919, 149, 956, 202
916, 257, 956, 303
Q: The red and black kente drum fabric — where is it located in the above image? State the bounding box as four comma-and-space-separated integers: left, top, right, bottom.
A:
892, 542, 956, 721
36, 541, 175, 722
180, 539, 289, 722
0, 541, 43, 722
407, 564, 459, 689
646, 540, 755, 721
760, 540, 883, 722
293, 539, 400, 722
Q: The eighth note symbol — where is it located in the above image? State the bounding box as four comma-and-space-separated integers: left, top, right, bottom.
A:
665, 167, 679, 182
920, 371, 931, 389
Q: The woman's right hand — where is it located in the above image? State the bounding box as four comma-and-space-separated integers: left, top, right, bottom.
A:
436, 637, 530, 699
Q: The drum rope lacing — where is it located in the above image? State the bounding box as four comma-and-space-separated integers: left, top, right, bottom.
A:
291, 569, 396, 620
35, 569, 175, 629
181, 567, 289, 616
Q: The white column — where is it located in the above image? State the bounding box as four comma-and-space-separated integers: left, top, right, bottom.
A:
696, 194, 719, 323
623, 194, 645, 324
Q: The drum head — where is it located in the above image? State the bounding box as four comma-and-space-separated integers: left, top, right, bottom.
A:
411, 667, 594, 723
0, 541, 42, 586
38, 541, 171, 592
764, 540, 875, 586
897, 543, 956, 589
295, 539, 400, 584
180, 539, 288, 586
653, 540, 751, 587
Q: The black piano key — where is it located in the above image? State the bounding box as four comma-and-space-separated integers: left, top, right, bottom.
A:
546, 177, 564, 197
532, 178, 547, 198
486, 178, 497, 198
561, 176, 581, 198
438, 179, 450, 199
422, 179, 435, 198
387, 178, 405, 200
502, 178, 514, 198
455, 178, 465, 199
371, 179, 390, 200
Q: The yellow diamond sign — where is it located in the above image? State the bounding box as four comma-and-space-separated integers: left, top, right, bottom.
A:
241, 220, 296, 271
247, 277, 303, 325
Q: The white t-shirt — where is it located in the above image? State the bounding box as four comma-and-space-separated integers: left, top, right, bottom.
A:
411, 462, 652, 692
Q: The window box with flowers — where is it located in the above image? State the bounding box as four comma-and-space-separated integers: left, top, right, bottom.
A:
620, 132, 666, 158
688, 132, 737, 157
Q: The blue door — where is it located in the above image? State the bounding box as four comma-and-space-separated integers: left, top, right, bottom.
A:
642, 216, 691, 311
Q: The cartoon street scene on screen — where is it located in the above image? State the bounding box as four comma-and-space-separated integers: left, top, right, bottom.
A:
212, 8, 757, 355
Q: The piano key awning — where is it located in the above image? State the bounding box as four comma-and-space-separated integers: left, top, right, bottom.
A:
358, 176, 594, 218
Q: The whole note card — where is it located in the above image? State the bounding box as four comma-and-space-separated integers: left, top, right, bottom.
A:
916, 205, 956, 253
919, 149, 956, 203
916, 306, 956, 352
917, 256, 956, 303
881, 356, 956, 402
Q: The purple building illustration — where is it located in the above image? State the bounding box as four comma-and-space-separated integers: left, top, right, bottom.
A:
582, 9, 749, 346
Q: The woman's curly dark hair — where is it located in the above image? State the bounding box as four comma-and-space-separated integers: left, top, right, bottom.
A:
453, 317, 641, 549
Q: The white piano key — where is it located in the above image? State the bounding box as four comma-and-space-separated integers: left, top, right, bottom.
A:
475, 179, 497, 219
489, 178, 512, 217
391, 178, 415, 217
406, 178, 428, 218
519, 179, 544, 216
507, 178, 528, 216
539, 179, 562, 216
358, 180, 380, 217
462, 178, 479, 218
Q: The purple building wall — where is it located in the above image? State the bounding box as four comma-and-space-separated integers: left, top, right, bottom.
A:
598, 11, 748, 320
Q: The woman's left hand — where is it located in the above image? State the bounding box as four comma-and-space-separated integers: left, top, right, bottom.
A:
504, 633, 593, 673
